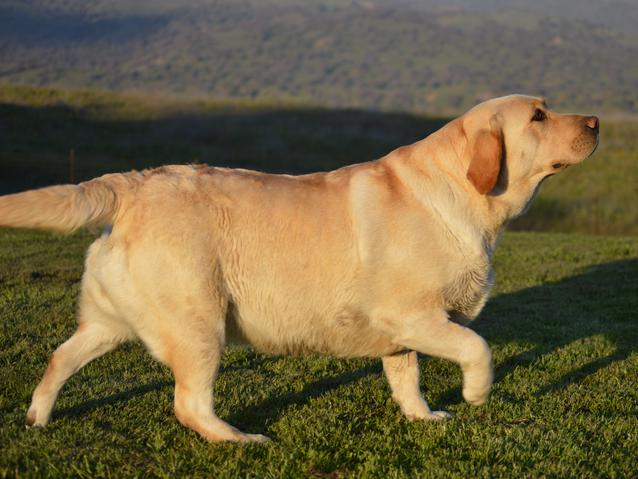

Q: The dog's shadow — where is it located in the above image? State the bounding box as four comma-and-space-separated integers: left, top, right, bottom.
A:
437, 258, 638, 405
231, 258, 637, 429
484, 259, 635, 384
55, 259, 637, 429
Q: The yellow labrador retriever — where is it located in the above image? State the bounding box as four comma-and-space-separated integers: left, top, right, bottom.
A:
0, 95, 599, 442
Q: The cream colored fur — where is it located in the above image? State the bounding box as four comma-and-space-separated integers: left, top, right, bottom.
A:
0, 95, 599, 442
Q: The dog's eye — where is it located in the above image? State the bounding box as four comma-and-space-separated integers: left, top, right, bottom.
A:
532, 109, 546, 122
552, 162, 563, 169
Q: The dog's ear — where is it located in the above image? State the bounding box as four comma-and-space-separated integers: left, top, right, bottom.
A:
466, 122, 503, 195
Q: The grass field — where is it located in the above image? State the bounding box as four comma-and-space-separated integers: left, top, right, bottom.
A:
1, 229, 636, 478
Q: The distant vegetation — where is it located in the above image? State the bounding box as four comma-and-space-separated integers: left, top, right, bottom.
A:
1, 84, 636, 235
0, 0, 637, 115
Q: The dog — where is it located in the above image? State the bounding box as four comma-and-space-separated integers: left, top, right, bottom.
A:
0, 95, 599, 442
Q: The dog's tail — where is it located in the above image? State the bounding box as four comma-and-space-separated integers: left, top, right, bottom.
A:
0, 174, 135, 234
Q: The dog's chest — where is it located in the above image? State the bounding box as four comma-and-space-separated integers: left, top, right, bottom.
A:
442, 261, 494, 324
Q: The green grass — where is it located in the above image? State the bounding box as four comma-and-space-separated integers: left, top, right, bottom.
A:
1, 229, 636, 478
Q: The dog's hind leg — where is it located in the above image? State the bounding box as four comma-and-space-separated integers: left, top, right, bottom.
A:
382, 350, 452, 420
135, 292, 269, 443
26, 291, 133, 427
169, 333, 269, 443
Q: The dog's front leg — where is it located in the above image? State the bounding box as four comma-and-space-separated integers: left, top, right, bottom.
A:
383, 350, 452, 420
391, 310, 493, 410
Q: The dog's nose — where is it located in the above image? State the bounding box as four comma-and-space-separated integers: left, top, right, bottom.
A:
585, 116, 599, 132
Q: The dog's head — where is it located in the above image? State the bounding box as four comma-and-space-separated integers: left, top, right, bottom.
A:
459, 95, 599, 207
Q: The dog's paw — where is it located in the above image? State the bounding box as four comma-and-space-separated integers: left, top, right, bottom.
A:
25, 407, 47, 428
462, 385, 490, 406
236, 432, 271, 443
410, 410, 453, 421
430, 410, 453, 420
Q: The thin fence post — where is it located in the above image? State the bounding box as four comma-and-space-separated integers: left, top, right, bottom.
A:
69, 148, 76, 184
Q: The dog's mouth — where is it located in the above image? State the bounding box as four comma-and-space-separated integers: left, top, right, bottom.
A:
587, 136, 600, 158
571, 129, 599, 159
555, 133, 599, 171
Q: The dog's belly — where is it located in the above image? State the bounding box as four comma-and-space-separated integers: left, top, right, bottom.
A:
225, 304, 404, 358
221, 256, 494, 356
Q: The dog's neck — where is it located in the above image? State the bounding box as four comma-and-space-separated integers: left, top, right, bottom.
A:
383, 122, 547, 256
483, 170, 550, 235
383, 138, 493, 258
433, 119, 551, 243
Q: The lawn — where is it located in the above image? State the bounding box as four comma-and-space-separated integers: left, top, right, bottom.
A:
1, 229, 636, 478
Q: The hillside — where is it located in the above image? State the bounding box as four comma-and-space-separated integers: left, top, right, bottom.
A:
1, 0, 637, 115
0, 85, 636, 235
